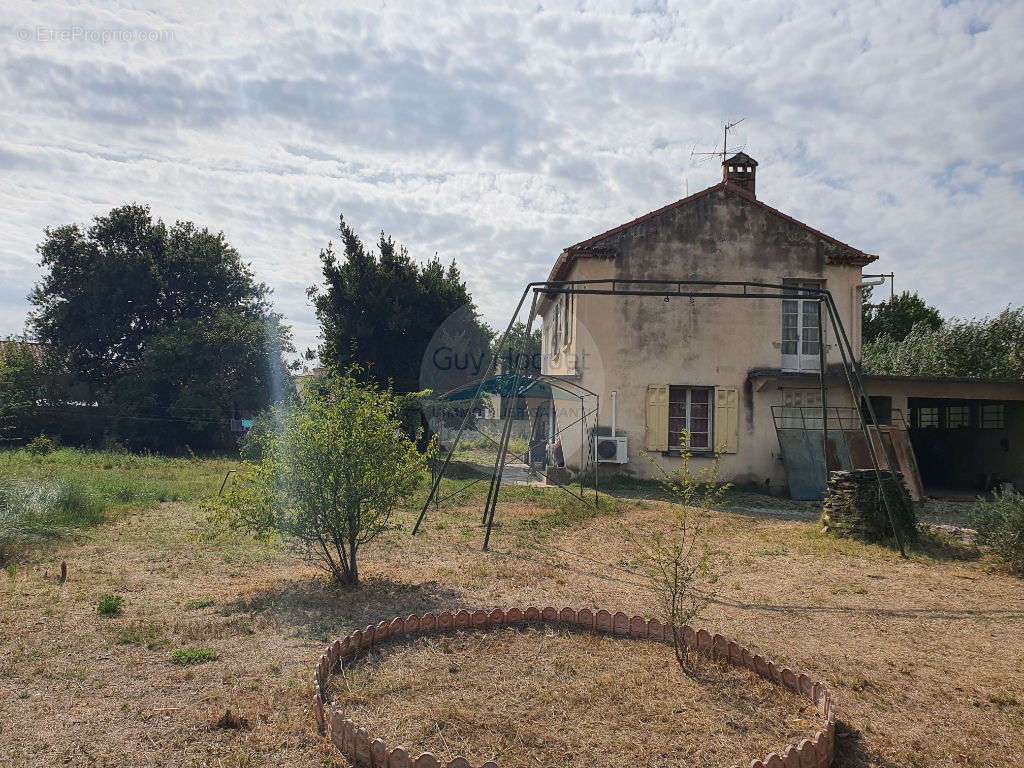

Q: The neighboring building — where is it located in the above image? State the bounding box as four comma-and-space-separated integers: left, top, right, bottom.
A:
538, 154, 1024, 497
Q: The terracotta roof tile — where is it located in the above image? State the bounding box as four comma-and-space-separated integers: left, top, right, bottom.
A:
548, 183, 877, 283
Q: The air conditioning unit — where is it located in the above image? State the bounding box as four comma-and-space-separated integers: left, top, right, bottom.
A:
593, 435, 628, 464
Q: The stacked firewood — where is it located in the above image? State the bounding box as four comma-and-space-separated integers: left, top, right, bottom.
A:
821, 469, 916, 543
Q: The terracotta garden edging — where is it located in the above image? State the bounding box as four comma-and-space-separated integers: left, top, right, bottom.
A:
311, 608, 837, 768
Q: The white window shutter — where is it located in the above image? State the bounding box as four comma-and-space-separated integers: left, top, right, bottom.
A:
645, 385, 669, 452
714, 387, 739, 454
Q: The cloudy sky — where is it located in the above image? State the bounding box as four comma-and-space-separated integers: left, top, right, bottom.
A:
2, 0, 1022, 357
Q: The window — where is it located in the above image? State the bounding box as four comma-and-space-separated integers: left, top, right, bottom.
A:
551, 301, 561, 353
862, 395, 893, 426
981, 404, 1005, 429
563, 292, 573, 347
782, 280, 822, 371
549, 294, 573, 354
781, 388, 822, 429
668, 386, 712, 450
946, 405, 970, 429
915, 406, 939, 428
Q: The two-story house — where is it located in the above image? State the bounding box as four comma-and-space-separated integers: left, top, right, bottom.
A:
538, 154, 1024, 496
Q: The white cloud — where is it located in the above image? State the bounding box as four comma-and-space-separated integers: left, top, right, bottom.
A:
1, 0, 1023, 356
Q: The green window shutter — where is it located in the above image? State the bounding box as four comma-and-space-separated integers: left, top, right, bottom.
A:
645, 384, 669, 452
714, 387, 739, 454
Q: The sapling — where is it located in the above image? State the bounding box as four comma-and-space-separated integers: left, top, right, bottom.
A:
622, 434, 729, 672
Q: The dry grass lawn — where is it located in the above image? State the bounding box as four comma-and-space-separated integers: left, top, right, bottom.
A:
332, 627, 817, 767
2, 488, 1023, 768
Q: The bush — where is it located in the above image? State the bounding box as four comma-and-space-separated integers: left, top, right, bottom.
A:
971, 492, 1024, 573
26, 437, 56, 456
97, 594, 124, 615
171, 647, 218, 665
216, 372, 433, 586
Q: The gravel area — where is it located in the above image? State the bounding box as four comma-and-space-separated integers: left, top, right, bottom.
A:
725, 490, 980, 536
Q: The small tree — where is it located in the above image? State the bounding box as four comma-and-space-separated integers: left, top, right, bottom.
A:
862, 289, 942, 344
622, 439, 729, 672
219, 374, 433, 586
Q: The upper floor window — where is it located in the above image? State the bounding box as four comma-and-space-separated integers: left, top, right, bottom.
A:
548, 293, 573, 354
782, 280, 822, 372
551, 301, 562, 352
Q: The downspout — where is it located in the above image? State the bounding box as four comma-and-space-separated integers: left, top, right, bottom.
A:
858, 276, 886, 292
855, 276, 887, 363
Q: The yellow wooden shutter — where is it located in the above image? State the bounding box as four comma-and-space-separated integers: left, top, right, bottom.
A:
645, 385, 669, 452
714, 387, 739, 454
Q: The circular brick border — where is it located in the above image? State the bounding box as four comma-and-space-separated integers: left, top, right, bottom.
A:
311, 607, 837, 768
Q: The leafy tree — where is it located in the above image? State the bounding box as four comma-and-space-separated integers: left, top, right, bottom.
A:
27, 204, 293, 449
218, 373, 433, 586
862, 289, 942, 344
0, 339, 45, 441
863, 306, 1024, 379
309, 215, 489, 393
112, 311, 295, 450
493, 322, 543, 375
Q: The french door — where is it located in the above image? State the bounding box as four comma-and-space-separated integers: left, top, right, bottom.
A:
782, 281, 822, 372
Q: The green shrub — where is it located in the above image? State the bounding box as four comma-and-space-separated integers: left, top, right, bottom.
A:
171, 647, 218, 665
26, 437, 56, 456
184, 599, 215, 610
97, 594, 124, 615
971, 492, 1024, 573
217, 373, 432, 586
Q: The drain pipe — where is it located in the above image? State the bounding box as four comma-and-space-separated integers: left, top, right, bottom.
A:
858, 275, 886, 293
610, 390, 617, 438
857, 275, 887, 344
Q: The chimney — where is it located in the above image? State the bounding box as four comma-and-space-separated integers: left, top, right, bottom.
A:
722, 152, 757, 197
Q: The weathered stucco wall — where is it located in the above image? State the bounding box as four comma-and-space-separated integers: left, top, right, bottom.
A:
542, 186, 866, 486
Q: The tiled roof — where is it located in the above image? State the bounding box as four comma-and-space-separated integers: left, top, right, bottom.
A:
548, 182, 877, 283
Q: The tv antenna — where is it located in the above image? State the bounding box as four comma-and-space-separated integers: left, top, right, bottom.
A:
690, 118, 746, 165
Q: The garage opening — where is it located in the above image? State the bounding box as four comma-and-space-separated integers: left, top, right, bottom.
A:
907, 397, 1022, 496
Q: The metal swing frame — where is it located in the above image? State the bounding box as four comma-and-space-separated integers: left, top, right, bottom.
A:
413, 278, 907, 557
421, 371, 600, 503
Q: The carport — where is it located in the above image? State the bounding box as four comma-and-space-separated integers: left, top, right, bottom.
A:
861, 376, 1024, 497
